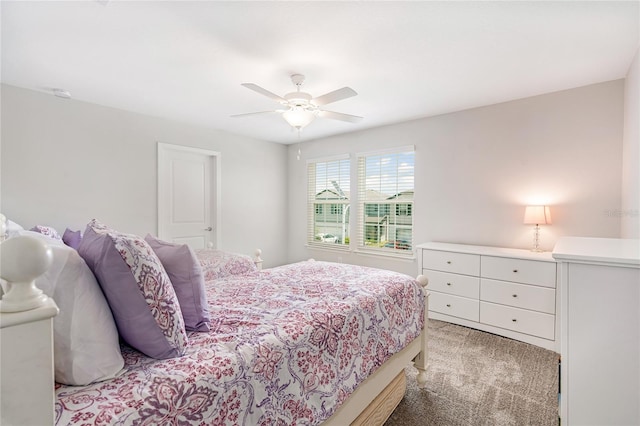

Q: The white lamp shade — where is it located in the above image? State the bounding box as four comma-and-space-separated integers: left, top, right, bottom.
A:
523, 205, 552, 225
282, 108, 315, 129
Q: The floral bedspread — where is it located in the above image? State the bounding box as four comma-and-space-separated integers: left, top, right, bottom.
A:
55, 260, 425, 425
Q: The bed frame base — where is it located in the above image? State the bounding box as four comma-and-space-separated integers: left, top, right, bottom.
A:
352, 370, 406, 425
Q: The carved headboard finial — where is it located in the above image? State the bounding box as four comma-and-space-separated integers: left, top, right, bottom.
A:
254, 249, 263, 270
416, 274, 429, 288
0, 236, 53, 312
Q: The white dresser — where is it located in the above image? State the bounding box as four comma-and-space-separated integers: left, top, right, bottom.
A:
417, 242, 559, 351
553, 237, 640, 426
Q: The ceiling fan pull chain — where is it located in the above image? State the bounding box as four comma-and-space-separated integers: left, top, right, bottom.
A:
296, 130, 302, 160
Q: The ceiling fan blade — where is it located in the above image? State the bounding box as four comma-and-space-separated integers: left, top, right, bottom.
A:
230, 110, 283, 118
318, 110, 363, 123
312, 87, 357, 106
241, 83, 287, 104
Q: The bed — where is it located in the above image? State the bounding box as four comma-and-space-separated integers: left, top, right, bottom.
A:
0, 220, 429, 426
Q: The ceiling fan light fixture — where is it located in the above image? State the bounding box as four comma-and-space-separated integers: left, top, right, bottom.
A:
282, 108, 315, 129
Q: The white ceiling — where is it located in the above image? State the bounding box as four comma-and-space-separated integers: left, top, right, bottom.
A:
1, 1, 638, 144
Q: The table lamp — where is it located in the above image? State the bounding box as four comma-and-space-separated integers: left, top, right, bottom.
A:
523, 205, 551, 252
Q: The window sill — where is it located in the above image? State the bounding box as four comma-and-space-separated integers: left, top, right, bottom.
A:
353, 249, 416, 262
306, 243, 351, 252
305, 244, 416, 261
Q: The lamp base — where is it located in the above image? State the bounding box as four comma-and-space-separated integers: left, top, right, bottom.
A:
530, 224, 544, 253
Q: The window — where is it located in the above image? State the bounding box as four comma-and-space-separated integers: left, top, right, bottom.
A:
330, 204, 343, 215
357, 148, 415, 254
307, 156, 350, 247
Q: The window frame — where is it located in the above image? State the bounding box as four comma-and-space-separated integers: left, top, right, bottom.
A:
356, 146, 415, 258
307, 154, 351, 250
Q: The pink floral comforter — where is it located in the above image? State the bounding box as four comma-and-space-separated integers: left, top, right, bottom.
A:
55, 260, 425, 425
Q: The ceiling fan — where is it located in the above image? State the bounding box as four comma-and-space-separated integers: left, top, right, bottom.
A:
232, 74, 363, 130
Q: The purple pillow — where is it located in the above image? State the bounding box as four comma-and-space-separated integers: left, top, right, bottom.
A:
30, 225, 62, 240
62, 228, 82, 250
145, 234, 211, 332
78, 220, 188, 359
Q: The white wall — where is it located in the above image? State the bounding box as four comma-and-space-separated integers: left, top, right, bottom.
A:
0, 84, 289, 267
622, 46, 640, 239
288, 81, 625, 275
1, 79, 628, 273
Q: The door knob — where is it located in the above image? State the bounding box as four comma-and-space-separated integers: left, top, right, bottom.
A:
204, 227, 213, 231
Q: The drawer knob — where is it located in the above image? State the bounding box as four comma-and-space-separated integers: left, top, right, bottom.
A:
446, 282, 452, 286
512, 294, 518, 298
446, 304, 451, 308
447, 261, 452, 264
513, 269, 518, 273
512, 319, 517, 322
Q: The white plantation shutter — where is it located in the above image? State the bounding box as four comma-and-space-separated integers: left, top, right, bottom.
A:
357, 147, 415, 255
307, 155, 351, 248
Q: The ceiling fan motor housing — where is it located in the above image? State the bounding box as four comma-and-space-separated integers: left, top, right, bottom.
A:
284, 91, 313, 108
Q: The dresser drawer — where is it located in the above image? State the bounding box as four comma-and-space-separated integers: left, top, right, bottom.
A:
429, 291, 479, 322
422, 250, 480, 276
481, 256, 556, 288
480, 302, 555, 340
425, 270, 480, 299
480, 279, 555, 314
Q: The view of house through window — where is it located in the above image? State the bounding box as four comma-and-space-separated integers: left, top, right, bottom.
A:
307, 149, 414, 255
358, 149, 415, 253
307, 157, 350, 247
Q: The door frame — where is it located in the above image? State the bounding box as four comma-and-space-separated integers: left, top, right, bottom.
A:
157, 142, 222, 248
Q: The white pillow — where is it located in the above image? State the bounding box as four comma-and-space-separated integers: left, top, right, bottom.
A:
16, 231, 125, 385
6, 219, 24, 238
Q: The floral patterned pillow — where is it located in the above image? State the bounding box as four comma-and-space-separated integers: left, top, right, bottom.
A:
30, 225, 62, 240
195, 249, 258, 281
145, 234, 211, 332
78, 219, 188, 359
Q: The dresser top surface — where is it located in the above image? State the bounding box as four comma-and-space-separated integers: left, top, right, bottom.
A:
416, 242, 555, 262
552, 237, 640, 266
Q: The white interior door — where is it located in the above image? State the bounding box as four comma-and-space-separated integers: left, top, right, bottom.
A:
158, 143, 221, 249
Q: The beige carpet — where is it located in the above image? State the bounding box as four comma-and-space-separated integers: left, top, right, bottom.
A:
385, 320, 559, 426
